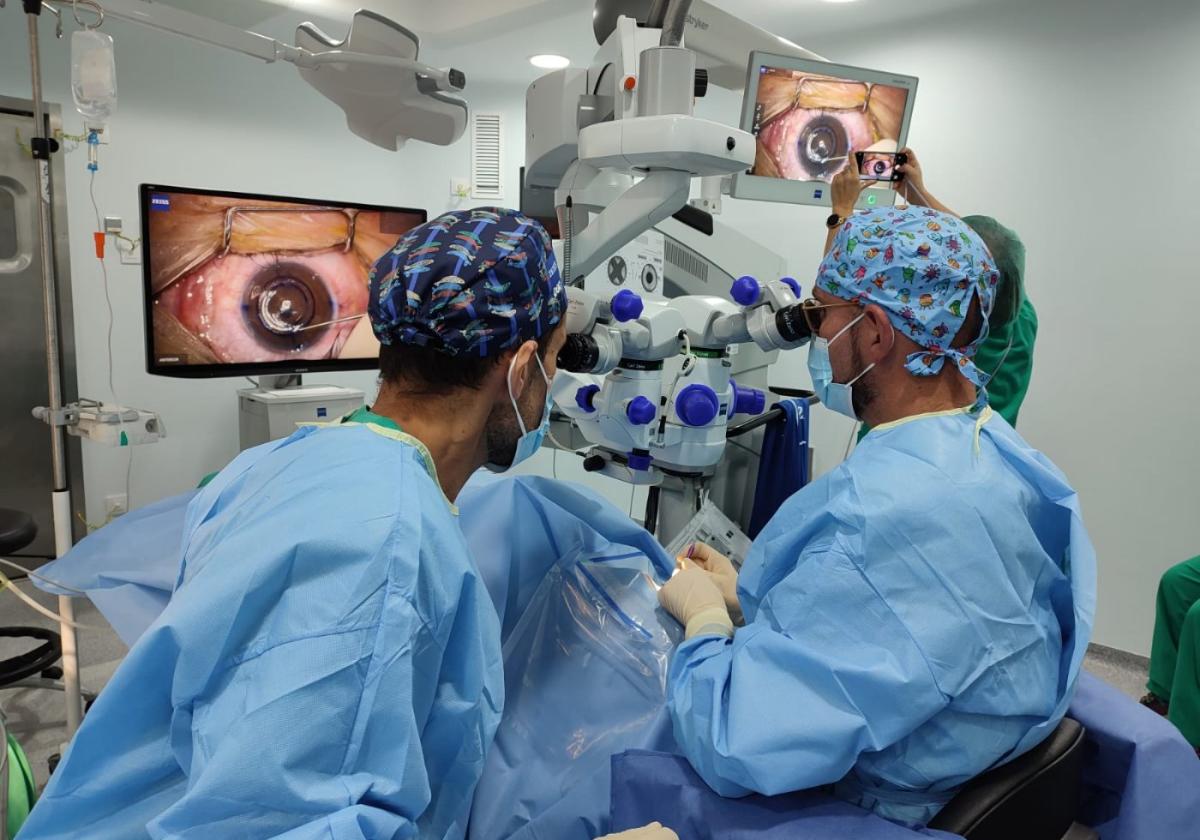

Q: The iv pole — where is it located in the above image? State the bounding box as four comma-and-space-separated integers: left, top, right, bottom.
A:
5, 0, 471, 744
16, 0, 84, 738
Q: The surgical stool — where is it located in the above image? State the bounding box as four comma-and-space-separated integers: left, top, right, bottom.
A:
0, 509, 95, 706
0, 509, 94, 838
928, 717, 1099, 840
0, 508, 48, 839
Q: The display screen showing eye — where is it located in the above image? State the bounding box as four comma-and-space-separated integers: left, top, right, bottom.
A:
155, 250, 368, 363
749, 68, 910, 184
859, 152, 898, 181
145, 193, 425, 367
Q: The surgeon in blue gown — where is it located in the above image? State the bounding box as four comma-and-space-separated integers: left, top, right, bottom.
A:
19, 209, 569, 840
657, 203, 1097, 827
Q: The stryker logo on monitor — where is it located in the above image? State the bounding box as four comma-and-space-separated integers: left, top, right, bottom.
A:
149, 194, 171, 211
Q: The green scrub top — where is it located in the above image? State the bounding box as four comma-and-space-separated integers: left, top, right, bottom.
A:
343, 405, 402, 432
974, 297, 1038, 428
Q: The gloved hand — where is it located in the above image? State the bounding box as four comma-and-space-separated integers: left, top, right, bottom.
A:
658, 567, 733, 639
596, 822, 680, 839
678, 542, 743, 625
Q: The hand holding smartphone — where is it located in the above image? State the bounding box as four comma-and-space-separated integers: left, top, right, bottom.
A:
856, 150, 909, 183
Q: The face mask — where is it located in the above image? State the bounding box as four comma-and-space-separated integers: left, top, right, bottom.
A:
485, 351, 553, 473
807, 312, 877, 420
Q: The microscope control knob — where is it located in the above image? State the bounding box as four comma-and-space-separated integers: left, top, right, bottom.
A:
610, 289, 644, 322
780, 276, 802, 298
575, 385, 601, 413
627, 451, 653, 472
730, 380, 766, 416
626, 396, 657, 426
675, 384, 720, 427
731, 275, 761, 306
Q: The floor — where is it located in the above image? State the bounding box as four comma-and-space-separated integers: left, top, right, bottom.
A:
1, 587, 1157, 791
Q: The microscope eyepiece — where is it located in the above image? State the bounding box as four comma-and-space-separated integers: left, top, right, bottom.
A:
774, 304, 812, 345
558, 333, 602, 373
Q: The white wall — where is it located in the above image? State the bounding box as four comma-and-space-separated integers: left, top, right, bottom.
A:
0, 9, 529, 523
700, 0, 1200, 655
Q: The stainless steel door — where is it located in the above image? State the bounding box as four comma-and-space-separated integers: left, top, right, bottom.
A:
0, 98, 85, 561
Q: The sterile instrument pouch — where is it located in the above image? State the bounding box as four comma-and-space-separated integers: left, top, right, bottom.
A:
463, 475, 681, 840
664, 498, 753, 569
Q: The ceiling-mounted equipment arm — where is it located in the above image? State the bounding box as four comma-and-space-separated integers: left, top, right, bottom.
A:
20, 0, 468, 148
74, 0, 463, 85
593, 0, 827, 89
658, 0, 691, 47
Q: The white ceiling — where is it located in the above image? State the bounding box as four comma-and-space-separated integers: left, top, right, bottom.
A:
152, 0, 995, 87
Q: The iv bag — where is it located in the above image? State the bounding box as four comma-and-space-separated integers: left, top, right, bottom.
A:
71, 29, 117, 123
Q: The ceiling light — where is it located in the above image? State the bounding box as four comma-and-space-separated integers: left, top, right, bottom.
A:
529, 54, 571, 70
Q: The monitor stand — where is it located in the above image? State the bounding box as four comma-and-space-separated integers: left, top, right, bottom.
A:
256, 374, 305, 391
237, 376, 365, 451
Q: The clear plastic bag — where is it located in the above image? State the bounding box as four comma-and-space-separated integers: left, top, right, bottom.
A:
664, 498, 753, 569
469, 559, 681, 840
71, 29, 117, 122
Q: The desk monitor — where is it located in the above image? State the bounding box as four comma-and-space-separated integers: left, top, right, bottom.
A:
141, 184, 426, 378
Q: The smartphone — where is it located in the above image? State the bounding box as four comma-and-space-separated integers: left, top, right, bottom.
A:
855, 150, 908, 182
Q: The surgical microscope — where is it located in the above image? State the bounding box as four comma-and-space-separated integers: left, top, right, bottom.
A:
526, 0, 830, 541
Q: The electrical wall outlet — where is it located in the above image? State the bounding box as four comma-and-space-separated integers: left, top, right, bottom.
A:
105, 494, 128, 518
104, 216, 123, 234
450, 177, 471, 199
119, 240, 142, 266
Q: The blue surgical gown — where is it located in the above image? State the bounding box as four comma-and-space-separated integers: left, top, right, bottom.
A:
666, 407, 1096, 826
18, 421, 503, 839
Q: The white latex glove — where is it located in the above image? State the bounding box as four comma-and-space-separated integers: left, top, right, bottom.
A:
658, 567, 733, 639
678, 542, 743, 625
596, 822, 680, 839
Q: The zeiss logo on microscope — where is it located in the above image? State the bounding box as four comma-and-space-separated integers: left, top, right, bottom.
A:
149, 194, 172, 212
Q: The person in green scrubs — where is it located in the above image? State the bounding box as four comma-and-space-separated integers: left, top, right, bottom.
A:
1142, 556, 1200, 756
823, 149, 1038, 434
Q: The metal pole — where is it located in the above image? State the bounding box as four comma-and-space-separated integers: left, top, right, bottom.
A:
23, 0, 84, 738
1, 709, 9, 840
659, 0, 693, 46
643, 485, 661, 537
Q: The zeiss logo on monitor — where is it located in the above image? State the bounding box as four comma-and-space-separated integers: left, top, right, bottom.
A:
149, 194, 172, 212
814, 189, 824, 199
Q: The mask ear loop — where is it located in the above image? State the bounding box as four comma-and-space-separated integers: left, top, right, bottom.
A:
506, 351, 534, 437
828, 310, 867, 347
843, 313, 895, 388
980, 333, 1015, 390
509, 348, 557, 440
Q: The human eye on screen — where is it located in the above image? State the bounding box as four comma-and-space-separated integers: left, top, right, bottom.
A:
153, 209, 370, 363
755, 76, 879, 182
